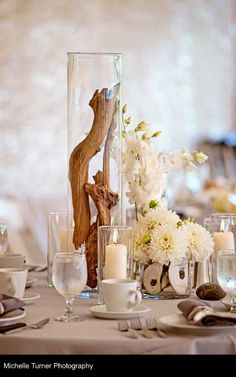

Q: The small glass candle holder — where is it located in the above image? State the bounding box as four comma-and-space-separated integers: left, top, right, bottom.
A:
211, 213, 236, 282
47, 212, 75, 287
97, 225, 133, 304
0, 223, 8, 254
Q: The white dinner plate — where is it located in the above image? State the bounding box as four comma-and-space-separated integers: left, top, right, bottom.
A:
159, 313, 236, 336
22, 292, 40, 305
89, 304, 151, 319
0, 309, 25, 325
25, 277, 37, 289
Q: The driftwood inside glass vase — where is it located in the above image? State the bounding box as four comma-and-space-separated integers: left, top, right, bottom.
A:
68, 86, 119, 288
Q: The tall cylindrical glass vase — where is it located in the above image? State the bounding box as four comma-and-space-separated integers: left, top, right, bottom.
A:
67, 53, 123, 294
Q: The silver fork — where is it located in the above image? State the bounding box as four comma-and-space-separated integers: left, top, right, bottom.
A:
130, 317, 154, 338
145, 317, 168, 338
3, 318, 50, 335
117, 320, 138, 339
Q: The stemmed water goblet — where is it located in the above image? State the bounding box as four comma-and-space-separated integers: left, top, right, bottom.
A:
52, 250, 87, 322
217, 250, 236, 313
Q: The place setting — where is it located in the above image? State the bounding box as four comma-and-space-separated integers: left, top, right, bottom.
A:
0, 293, 26, 328
158, 249, 236, 337
158, 297, 236, 336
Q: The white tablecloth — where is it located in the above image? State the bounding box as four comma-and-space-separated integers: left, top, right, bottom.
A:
0, 271, 236, 355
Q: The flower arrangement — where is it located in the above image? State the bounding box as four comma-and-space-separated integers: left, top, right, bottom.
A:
134, 208, 214, 266
122, 105, 214, 268
122, 105, 208, 216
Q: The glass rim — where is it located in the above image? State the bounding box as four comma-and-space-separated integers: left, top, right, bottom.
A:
48, 211, 73, 216
217, 250, 236, 255
54, 252, 84, 256
98, 225, 133, 231
67, 52, 122, 56
211, 213, 236, 218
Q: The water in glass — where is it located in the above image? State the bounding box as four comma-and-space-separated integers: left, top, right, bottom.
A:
52, 251, 87, 322
217, 251, 236, 312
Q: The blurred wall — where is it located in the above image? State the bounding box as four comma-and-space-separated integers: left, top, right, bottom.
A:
0, 0, 235, 262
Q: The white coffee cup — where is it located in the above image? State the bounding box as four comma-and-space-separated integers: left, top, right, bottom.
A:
0, 268, 28, 298
0, 253, 25, 268
102, 278, 142, 312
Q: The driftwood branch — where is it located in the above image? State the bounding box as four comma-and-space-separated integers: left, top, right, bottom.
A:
85, 171, 119, 287
68, 85, 120, 287
69, 87, 117, 249
103, 100, 119, 187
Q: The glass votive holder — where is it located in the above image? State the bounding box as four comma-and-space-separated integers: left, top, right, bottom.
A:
211, 213, 236, 282
0, 223, 8, 254
47, 212, 75, 287
97, 225, 133, 304
211, 213, 236, 252
203, 217, 214, 284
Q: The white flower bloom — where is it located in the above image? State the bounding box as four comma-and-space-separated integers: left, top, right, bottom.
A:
193, 151, 208, 164
184, 222, 214, 262
134, 208, 187, 265
149, 225, 188, 266
122, 113, 209, 267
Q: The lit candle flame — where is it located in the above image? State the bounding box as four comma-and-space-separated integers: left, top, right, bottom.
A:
220, 219, 225, 232
113, 229, 118, 244
220, 219, 230, 232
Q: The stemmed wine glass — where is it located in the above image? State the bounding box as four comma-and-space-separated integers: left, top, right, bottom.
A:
217, 251, 236, 313
52, 250, 87, 322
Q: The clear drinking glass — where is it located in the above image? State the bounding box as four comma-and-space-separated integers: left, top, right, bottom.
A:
217, 251, 236, 312
0, 223, 8, 254
211, 213, 236, 282
52, 251, 87, 322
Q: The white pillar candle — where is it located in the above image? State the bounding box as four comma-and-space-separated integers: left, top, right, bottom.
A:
60, 228, 76, 252
212, 231, 235, 253
104, 243, 127, 279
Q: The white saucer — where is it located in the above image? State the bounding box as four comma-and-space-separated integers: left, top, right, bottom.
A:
25, 278, 37, 289
89, 304, 151, 319
0, 309, 25, 325
22, 292, 40, 305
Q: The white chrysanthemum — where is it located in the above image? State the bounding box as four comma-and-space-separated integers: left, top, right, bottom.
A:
133, 209, 187, 265
134, 220, 152, 264
184, 222, 214, 262
148, 225, 188, 265
137, 208, 179, 229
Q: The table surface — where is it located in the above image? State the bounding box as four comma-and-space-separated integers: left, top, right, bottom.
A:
0, 271, 236, 355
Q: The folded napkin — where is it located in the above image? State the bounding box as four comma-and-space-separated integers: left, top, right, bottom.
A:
178, 298, 236, 327
0, 294, 25, 315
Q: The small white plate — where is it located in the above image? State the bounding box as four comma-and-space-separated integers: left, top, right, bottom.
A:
159, 313, 236, 336
22, 292, 40, 305
89, 304, 151, 319
0, 309, 25, 325
25, 278, 37, 289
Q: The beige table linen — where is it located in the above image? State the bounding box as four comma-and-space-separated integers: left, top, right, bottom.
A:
0, 272, 236, 355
